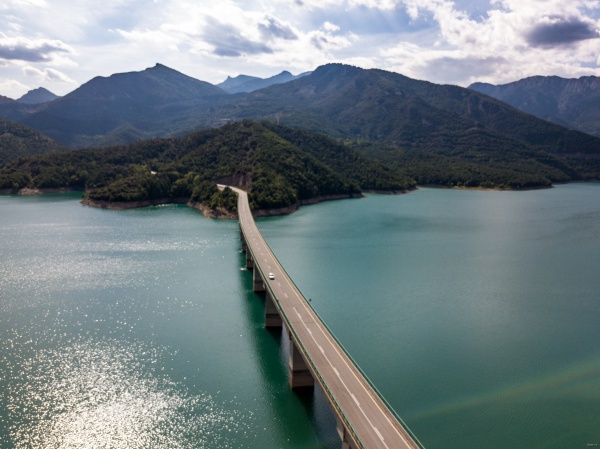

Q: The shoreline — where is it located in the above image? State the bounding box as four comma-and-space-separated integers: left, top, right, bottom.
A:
416, 184, 554, 192
82, 192, 367, 218
6, 181, 595, 216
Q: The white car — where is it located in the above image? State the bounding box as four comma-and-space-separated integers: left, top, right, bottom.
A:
268, 273, 275, 280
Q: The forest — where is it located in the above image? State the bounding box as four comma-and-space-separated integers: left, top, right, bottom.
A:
0, 120, 413, 212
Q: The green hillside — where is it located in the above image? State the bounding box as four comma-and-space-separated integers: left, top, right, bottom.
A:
0, 118, 67, 168
470, 76, 600, 137
0, 120, 412, 211
214, 64, 600, 188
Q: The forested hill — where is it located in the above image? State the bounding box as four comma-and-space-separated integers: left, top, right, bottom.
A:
217, 64, 600, 188
0, 118, 67, 167
469, 75, 600, 137
0, 120, 414, 212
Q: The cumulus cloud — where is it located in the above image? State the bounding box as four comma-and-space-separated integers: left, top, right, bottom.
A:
525, 17, 600, 47
0, 78, 29, 97
22, 65, 76, 84
259, 16, 298, 40
202, 19, 273, 57
0, 35, 73, 62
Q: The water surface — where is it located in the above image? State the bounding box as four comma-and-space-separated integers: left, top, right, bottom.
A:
258, 184, 600, 449
2, 184, 599, 449
0, 193, 336, 449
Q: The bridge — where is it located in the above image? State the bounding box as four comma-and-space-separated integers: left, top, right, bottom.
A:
227, 185, 423, 449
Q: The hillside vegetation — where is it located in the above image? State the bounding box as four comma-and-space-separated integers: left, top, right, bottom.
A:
470, 75, 600, 137
0, 118, 67, 167
1, 63, 599, 189
217, 64, 600, 188
0, 121, 413, 211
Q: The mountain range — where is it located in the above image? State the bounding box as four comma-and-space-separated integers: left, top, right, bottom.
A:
217, 70, 310, 93
0, 63, 599, 189
469, 76, 600, 137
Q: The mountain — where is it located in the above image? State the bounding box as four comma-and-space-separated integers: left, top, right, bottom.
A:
0, 95, 15, 105
20, 63, 231, 147
206, 64, 600, 188
218, 70, 311, 93
17, 87, 60, 105
2, 63, 600, 189
0, 118, 67, 168
0, 120, 413, 208
469, 76, 600, 137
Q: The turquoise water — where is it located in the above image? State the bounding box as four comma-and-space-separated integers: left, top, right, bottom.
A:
1, 184, 599, 448
258, 184, 600, 449
0, 193, 337, 449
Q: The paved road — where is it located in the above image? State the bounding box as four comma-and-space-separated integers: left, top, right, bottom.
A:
225, 186, 422, 449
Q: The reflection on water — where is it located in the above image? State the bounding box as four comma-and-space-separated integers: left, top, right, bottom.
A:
3, 338, 251, 449
0, 195, 329, 449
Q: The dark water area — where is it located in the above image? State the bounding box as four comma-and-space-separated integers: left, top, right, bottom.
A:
1, 184, 599, 448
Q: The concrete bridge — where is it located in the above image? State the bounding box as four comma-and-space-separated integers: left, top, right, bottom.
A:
228, 185, 423, 449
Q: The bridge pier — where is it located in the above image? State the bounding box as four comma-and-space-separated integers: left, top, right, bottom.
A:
288, 335, 315, 389
246, 250, 254, 270
252, 267, 265, 292
265, 289, 282, 328
336, 417, 359, 449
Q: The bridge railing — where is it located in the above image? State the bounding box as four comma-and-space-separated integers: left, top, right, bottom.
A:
244, 217, 426, 449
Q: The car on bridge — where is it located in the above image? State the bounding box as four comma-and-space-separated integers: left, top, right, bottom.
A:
268, 273, 275, 280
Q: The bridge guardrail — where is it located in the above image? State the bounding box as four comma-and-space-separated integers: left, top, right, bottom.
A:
236, 188, 424, 449
250, 217, 426, 449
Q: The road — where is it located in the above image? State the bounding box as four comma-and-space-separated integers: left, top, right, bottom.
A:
225, 185, 422, 449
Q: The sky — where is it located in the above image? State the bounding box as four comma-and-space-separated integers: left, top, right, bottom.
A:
1, 0, 600, 98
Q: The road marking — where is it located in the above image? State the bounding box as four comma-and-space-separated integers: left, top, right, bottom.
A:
233, 186, 414, 449
318, 345, 325, 354
351, 394, 360, 407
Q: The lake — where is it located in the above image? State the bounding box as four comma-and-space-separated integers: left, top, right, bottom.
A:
1, 183, 599, 448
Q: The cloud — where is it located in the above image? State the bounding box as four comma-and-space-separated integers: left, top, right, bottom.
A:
22, 65, 76, 84
417, 56, 508, 84
202, 19, 273, 57
525, 17, 600, 47
0, 36, 73, 62
0, 78, 29, 97
258, 16, 298, 40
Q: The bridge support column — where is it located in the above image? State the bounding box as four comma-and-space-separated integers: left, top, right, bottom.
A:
252, 268, 264, 292
246, 250, 254, 270
265, 290, 282, 328
289, 338, 314, 389
240, 227, 247, 252
336, 417, 358, 449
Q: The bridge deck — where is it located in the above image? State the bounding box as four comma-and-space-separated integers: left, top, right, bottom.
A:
230, 186, 422, 449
